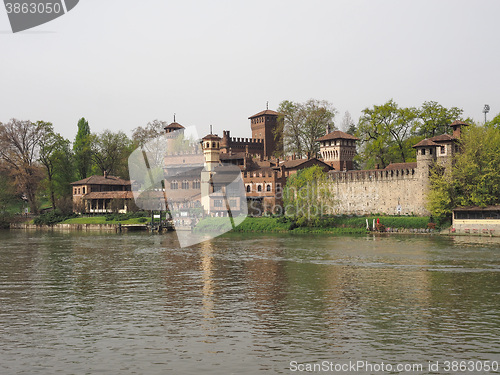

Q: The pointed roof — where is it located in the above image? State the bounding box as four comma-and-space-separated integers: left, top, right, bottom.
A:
316, 130, 359, 142
412, 139, 440, 148
450, 120, 469, 127
248, 109, 280, 119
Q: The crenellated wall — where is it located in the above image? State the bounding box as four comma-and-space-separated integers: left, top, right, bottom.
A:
328, 166, 430, 216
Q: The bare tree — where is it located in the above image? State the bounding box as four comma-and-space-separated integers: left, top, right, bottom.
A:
0, 119, 46, 214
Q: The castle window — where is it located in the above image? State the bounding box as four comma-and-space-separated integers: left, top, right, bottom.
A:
193, 180, 200, 189
206, 142, 210, 148
440, 146, 445, 154
266, 184, 272, 192
246, 185, 251, 193
421, 149, 426, 156
170, 181, 178, 190
429, 148, 433, 155
182, 180, 189, 189
257, 185, 262, 192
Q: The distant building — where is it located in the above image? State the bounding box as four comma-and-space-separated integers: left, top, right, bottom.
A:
452, 206, 500, 235
71, 173, 133, 214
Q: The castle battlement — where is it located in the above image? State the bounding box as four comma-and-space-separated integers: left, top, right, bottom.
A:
329, 167, 417, 183
230, 137, 263, 144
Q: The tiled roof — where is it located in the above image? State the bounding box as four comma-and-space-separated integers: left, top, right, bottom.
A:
248, 109, 280, 119
412, 139, 439, 148
71, 175, 131, 186
429, 134, 455, 142
202, 134, 221, 141
450, 120, 469, 127
316, 131, 359, 142
164, 122, 185, 130
453, 205, 500, 211
83, 191, 134, 200
281, 158, 332, 170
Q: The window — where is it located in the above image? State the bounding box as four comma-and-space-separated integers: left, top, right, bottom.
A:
206, 142, 210, 148
429, 148, 433, 155
276, 183, 281, 193
192, 180, 200, 189
246, 185, 251, 193
182, 180, 189, 189
214, 200, 223, 207
82, 187, 86, 194
266, 184, 272, 192
170, 181, 178, 190
421, 149, 426, 156
212, 142, 216, 148
440, 146, 445, 154
257, 185, 262, 192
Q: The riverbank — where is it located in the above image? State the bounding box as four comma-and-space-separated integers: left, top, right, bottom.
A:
194, 215, 434, 235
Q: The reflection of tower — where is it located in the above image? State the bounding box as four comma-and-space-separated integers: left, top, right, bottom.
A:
201, 133, 221, 213
200, 241, 216, 332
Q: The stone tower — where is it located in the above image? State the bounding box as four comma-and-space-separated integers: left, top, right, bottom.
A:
248, 109, 280, 158
200, 133, 222, 213
316, 130, 358, 171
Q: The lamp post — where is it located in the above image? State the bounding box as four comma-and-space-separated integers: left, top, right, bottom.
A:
483, 104, 490, 124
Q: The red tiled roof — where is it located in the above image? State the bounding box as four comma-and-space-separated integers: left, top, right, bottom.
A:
248, 109, 280, 119
384, 162, 417, 170
71, 175, 131, 186
281, 158, 332, 170
316, 131, 359, 142
202, 134, 221, 141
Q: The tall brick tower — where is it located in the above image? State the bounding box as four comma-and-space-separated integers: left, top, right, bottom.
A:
248, 109, 280, 158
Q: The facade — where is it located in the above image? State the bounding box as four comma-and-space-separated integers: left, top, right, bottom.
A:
71, 173, 133, 214
452, 206, 500, 235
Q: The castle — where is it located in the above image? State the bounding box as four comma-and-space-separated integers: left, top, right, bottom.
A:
72, 108, 467, 218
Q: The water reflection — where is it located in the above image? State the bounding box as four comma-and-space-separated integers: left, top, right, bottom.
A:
0, 231, 499, 374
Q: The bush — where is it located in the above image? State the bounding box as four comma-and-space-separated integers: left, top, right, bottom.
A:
34, 210, 77, 226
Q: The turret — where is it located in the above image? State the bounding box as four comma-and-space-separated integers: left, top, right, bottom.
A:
201, 133, 221, 171
316, 130, 358, 171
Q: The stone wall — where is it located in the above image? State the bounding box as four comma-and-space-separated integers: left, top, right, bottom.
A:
328, 167, 430, 216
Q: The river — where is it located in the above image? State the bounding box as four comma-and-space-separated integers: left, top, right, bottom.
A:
0, 230, 499, 374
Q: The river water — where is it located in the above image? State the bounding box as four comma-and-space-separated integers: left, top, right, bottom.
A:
0, 230, 499, 374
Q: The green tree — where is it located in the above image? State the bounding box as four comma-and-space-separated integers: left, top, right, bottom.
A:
418, 101, 463, 138
357, 100, 420, 169
427, 125, 500, 220
92, 130, 134, 178
39, 122, 74, 210
73, 118, 92, 180
486, 112, 500, 130
283, 165, 335, 217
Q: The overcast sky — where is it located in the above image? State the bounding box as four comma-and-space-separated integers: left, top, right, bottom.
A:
1, 0, 499, 141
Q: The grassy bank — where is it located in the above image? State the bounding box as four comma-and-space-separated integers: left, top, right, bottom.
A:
61, 216, 149, 225
194, 215, 431, 234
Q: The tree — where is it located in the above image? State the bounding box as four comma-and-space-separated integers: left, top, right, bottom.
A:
277, 99, 336, 158
486, 112, 500, 130
357, 100, 420, 169
427, 124, 500, 220
132, 119, 167, 148
39, 122, 74, 210
283, 165, 335, 218
92, 130, 134, 178
73, 118, 92, 180
0, 119, 45, 214
418, 101, 463, 138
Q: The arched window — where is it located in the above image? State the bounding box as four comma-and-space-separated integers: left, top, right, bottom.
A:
257, 185, 262, 192
266, 184, 272, 192
206, 142, 210, 148
170, 181, 178, 190
212, 142, 216, 148
192, 180, 200, 189
246, 185, 251, 193
182, 180, 189, 189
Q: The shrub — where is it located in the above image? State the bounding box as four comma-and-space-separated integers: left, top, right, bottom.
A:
34, 210, 77, 226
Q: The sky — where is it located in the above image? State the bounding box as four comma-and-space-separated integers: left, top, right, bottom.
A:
1, 0, 500, 142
